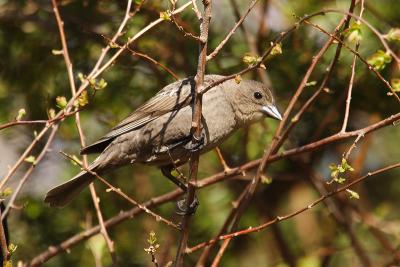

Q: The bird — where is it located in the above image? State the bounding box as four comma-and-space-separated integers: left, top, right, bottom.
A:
44, 75, 282, 211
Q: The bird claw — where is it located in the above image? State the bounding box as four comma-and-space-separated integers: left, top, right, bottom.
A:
175, 195, 199, 216
184, 133, 205, 153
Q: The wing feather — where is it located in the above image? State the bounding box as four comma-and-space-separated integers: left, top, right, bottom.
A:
81, 76, 197, 154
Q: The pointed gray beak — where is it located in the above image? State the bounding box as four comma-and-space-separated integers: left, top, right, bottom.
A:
261, 105, 282, 120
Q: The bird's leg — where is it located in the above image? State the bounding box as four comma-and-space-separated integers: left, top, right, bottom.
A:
161, 165, 187, 191
183, 132, 205, 153
158, 132, 205, 154
160, 165, 199, 215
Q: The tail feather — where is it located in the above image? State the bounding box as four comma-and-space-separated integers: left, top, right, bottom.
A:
44, 170, 95, 207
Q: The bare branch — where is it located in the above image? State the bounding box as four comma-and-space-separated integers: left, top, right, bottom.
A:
50, 0, 117, 263
175, 0, 213, 266
187, 162, 400, 253
206, 0, 259, 61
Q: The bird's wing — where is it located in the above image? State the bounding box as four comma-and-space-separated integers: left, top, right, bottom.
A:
81, 77, 196, 154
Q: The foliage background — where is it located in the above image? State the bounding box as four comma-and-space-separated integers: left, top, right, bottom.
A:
0, 0, 399, 266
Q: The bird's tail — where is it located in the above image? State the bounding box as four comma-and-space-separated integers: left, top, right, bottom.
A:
44, 164, 98, 207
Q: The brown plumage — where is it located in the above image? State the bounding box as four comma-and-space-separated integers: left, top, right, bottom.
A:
45, 75, 282, 207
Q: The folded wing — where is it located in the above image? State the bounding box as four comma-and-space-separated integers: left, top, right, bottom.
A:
80, 77, 195, 154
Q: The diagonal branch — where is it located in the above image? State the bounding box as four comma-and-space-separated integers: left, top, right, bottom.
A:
187, 162, 400, 253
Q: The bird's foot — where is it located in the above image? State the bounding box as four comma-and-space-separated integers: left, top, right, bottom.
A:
184, 133, 205, 153
175, 195, 199, 216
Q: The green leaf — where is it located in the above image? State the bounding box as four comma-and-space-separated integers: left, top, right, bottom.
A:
48, 108, 56, 119
77, 72, 85, 83
96, 78, 108, 90
56, 96, 67, 109
341, 158, 354, 172
335, 177, 346, 184
160, 11, 171, 21
270, 42, 283, 56
367, 50, 392, 71
344, 22, 362, 43
346, 189, 360, 199
261, 175, 273, 184
391, 78, 400, 92
0, 187, 13, 198
147, 231, 157, 245
305, 81, 317, 87
24, 155, 36, 164
385, 28, 400, 42
8, 243, 17, 254
243, 53, 261, 66
51, 49, 63, 55
88, 78, 96, 87
16, 108, 26, 121
78, 91, 89, 107
109, 42, 119, 49
144, 231, 160, 254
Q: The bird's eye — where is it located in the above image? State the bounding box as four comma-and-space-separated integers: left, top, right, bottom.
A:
254, 92, 262, 99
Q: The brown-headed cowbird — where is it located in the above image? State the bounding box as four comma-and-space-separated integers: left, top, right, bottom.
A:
45, 75, 282, 208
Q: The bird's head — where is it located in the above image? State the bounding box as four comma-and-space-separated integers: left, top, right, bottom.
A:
227, 79, 282, 125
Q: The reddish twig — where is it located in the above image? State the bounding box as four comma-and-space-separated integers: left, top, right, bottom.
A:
51, 0, 118, 264
227, 0, 270, 85
174, 1, 213, 266
0, 120, 48, 130
303, 20, 400, 102
322, 8, 400, 65
186, 162, 400, 253
61, 152, 180, 230
340, 0, 364, 133
0, 109, 83, 132
0, 207, 10, 262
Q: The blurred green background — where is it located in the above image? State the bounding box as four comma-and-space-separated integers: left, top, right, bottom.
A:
0, 0, 399, 266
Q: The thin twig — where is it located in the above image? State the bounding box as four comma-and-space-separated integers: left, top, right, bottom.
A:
303, 20, 400, 102
322, 8, 399, 65
340, 0, 365, 133
171, 13, 201, 42
51, 0, 117, 264
228, 0, 270, 85
0, 109, 83, 131
191, 0, 202, 20
2, 125, 59, 219
61, 152, 180, 230
0, 207, 10, 262
195, 189, 248, 267
186, 162, 400, 253
0, 120, 48, 130
206, 0, 259, 61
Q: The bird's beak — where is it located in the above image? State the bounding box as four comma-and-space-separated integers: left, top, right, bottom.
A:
261, 105, 282, 121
